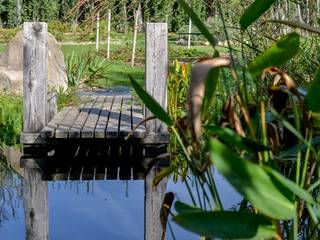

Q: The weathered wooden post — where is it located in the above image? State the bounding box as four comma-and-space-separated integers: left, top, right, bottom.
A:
106, 9, 111, 59
145, 23, 168, 240
131, 9, 139, 67
96, 12, 100, 52
188, 18, 192, 49
23, 22, 49, 240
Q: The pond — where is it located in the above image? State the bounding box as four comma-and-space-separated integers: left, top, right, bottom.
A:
0, 147, 241, 239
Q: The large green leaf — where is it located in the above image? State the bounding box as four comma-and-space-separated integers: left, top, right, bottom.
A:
209, 138, 295, 220
240, 0, 276, 30
305, 68, 320, 113
205, 125, 270, 152
174, 201, 202, 215
178, 0, 216, 48
129, 75, 173, 126
248, 32, 300, 77
173, 210, 277, 239
265, 167, 315, 204
202, 68, 220, 118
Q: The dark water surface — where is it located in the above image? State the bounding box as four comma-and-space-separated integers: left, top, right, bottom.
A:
0, 148, 241, 240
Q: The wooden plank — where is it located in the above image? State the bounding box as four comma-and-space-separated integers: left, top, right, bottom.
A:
23, 22, 48, 133
68, 97, 96, 138
106, 96, 122, 138
55, 107, 81, 138
95, 96, 114, 138
131, 98, 145, 138
119, 97, 132, 136
40, 107, 71, 138
82, 96, 106, 138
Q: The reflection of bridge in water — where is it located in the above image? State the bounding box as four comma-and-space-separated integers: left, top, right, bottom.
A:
21, 22, 169, 240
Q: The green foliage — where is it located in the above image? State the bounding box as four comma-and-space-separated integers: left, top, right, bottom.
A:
177, 0, 216, 48
173, 210, 277, 239
130, 1, 320, 238
240, 0, 276, 30
65, 51, 110, 88
248, 32, 300, 77
129, 75, 173, 126
0, 93, 22, 146
209, 138, 295, 220
0, 28, 19, 43
205, 125, 270, 152
305, 68, 320, 113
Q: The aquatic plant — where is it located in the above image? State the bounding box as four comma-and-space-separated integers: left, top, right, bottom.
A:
131, 0, 320, 239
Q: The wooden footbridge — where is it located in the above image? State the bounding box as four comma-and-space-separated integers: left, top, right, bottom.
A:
21, 22, 169, 240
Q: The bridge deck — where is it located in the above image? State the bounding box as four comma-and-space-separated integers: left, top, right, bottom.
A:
20, 94, 170, 180
21, 94, 169, 145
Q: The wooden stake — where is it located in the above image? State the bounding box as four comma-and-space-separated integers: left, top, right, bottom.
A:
96, 12, 100, 51
188, 18, 192, 49
107, 9, 111, 59
131, 9, 139, 67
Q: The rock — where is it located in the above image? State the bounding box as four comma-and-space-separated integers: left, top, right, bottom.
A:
0, 31, 68, 92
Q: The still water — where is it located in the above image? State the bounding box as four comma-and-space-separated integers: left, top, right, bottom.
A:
0, 148, 241, 240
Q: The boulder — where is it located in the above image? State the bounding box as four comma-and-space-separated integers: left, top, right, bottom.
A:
0, 31, 68, 92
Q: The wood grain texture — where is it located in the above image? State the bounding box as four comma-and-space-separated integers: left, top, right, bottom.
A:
145, 23, 168, 134
119, 97, 132, 136
131, 99, 145, 138
82, 96, 105, 138
41, 107, 71, 138
23, 168, 49, 240
69, 97, 96, 138
144, 23, 169, 240
55, 107, 81, 138
95, 96, 114, 138
23, 22, 48, 133
106, 95, 122, 138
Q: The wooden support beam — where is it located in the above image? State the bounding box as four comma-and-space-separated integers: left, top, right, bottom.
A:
23, 22, 49, 240
145, 23, 168, 133
23, 22, 48, 133
144, 23, 168, 240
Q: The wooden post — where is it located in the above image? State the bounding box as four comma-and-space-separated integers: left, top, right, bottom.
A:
188, 18, 192, 49
145, 23, 168, 133
131, 9, 139, 67
23, 22, 48, 133
144, 23, 168, 240
23, 22, 49, 240
106, 9, 111, 59
96, 12, 100, 52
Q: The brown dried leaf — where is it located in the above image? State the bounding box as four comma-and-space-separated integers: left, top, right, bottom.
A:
187, 57, 231, 144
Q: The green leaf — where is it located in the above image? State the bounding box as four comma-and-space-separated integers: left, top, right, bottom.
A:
305, 68, 320, 113
240, 0, 276, 30
209, 138, 295, 220
129, 75, 173, 126
248, 32, 300, 77
278, 136, 320, 159
205, 125, 270, 152
173, 210, 277, 239
174, 201, 202, 215
178, 0, 216, 48
265, 167, 315, 204
202, 68, 220, 118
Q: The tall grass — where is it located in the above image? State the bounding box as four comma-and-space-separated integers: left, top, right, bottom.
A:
0, 93, 22, 146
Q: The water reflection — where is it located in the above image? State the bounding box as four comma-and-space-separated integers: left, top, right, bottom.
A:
0, 146, 241, 240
